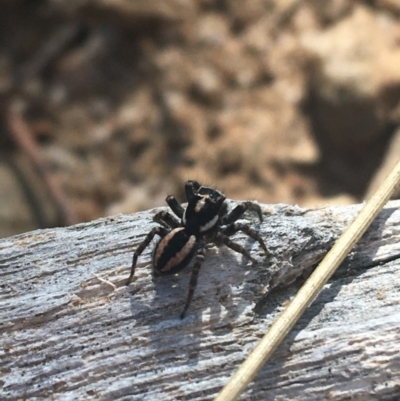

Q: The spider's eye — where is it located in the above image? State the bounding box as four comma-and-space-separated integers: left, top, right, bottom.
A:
198, 187, 220, 201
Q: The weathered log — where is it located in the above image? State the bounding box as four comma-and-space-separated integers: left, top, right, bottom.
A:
1, 200, 400, 400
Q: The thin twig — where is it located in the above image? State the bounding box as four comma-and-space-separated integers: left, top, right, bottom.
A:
214, 159, 400, 401
8, 106, 79, 226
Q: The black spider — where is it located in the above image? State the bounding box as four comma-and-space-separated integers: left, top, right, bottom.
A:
126, 180, 268, 318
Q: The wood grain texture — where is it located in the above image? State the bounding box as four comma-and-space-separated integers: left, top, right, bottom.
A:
1, 200, 400, 400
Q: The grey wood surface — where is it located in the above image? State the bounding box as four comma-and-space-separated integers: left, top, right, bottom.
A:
1, 200, 400, 400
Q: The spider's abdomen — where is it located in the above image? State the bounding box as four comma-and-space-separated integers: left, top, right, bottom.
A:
153, 228, 197, 275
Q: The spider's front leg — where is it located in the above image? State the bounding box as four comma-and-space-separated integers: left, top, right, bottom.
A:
166, 195, 184, 219
222, 201, 263, 225
180, 244, 205, 319
126, 226, 169, 285
223, 223, 268, 255
153, 210, 180, 229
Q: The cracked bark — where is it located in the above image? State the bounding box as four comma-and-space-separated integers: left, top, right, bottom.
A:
1, 200, 400, 400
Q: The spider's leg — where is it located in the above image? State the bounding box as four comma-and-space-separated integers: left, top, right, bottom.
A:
154, 210, 180, 228
184, 180, 201, 203
215, 232, 258, 263
180, 245, 205, 319
126, 226, 169, 285
223, 222, 268, 254
222, 201, 263, 225
165, 195, 184, 219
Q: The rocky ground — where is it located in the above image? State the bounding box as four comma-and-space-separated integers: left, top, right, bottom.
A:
1, 0, 400, 237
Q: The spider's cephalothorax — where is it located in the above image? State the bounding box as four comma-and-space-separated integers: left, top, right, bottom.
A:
126, 180, 268, 319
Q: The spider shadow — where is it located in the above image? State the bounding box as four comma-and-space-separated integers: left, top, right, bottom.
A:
206, 216, 270, 330
125, 259, 212, 368
126, 231, 265, 368
149, 244, 245, 361
203, 246, 251, 319
126, 269, 205, 366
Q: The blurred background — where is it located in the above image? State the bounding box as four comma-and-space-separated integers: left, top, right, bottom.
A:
1, 0, 400, 238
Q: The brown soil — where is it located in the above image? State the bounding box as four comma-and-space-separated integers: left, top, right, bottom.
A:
1, 0, 400, 237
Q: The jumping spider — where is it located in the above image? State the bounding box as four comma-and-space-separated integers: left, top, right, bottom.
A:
126, 180, 268, 318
